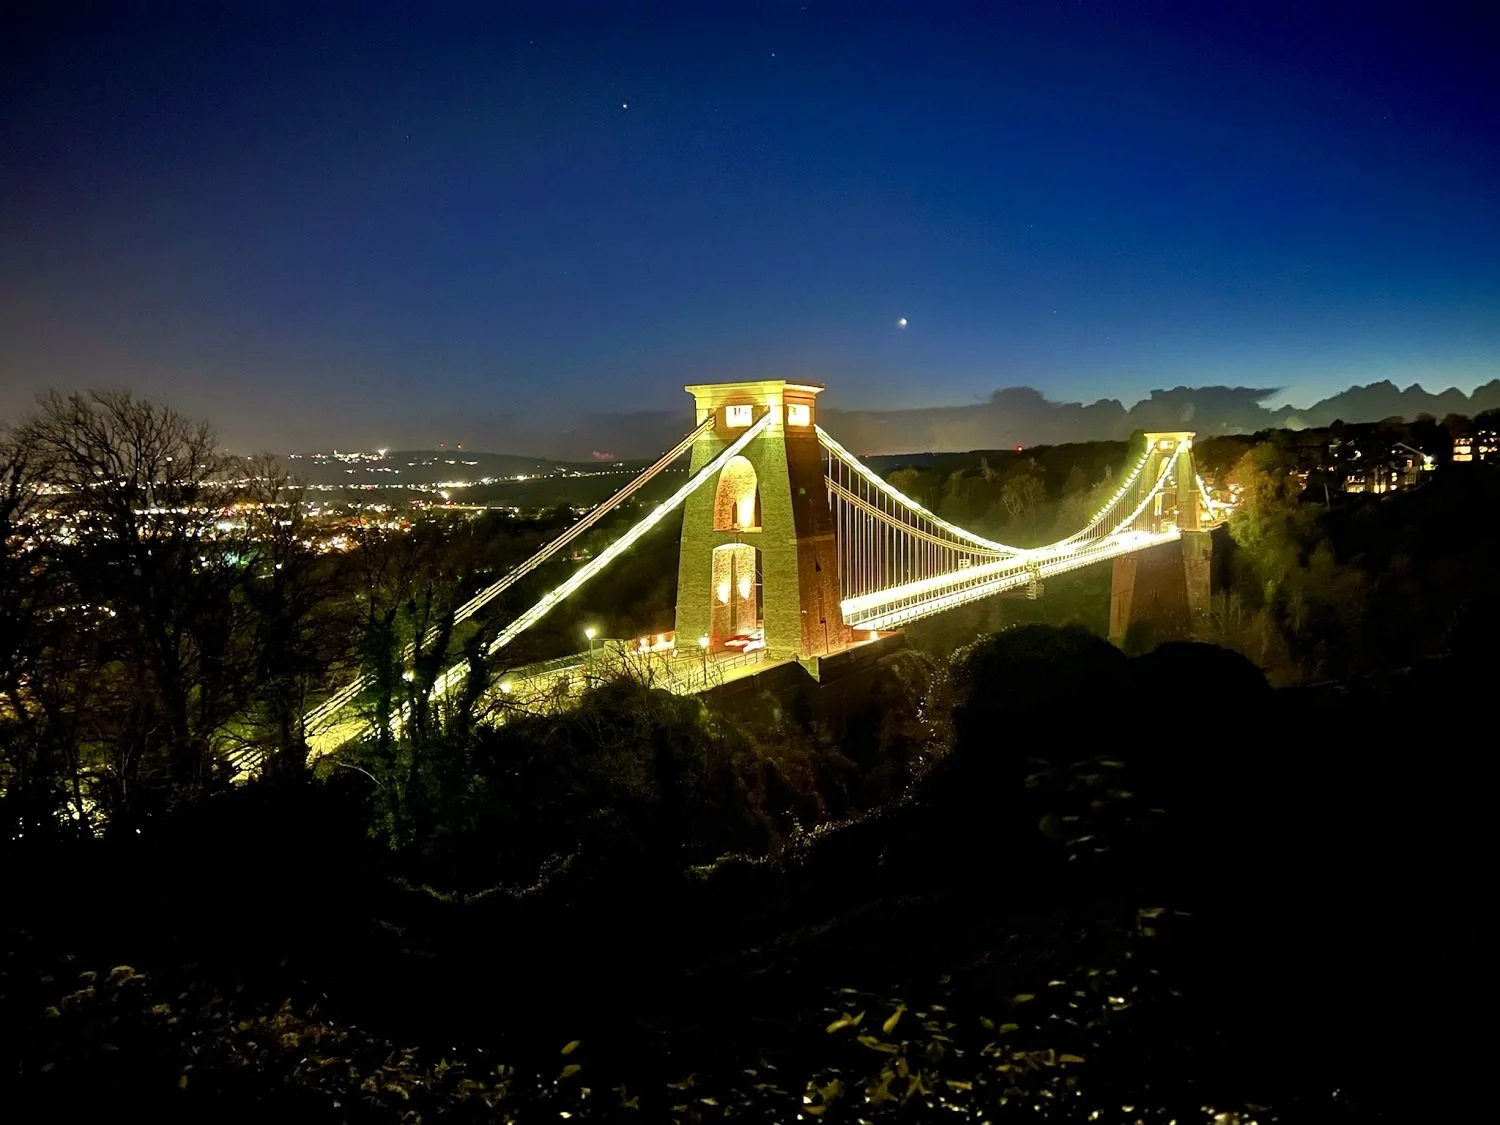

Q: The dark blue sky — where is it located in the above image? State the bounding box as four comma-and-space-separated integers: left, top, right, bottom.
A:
3, 0, 1498, 454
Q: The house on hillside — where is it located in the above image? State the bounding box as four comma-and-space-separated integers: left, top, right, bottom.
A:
1452, 430, 1498, 463
1332, 437, 1434, 494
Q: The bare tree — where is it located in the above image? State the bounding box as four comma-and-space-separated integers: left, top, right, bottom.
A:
0, 423, 60, 830
0, 420, 118, 833
19, 391, 245, 803
0, 423, 44, 718
1000, 462, 1045, 528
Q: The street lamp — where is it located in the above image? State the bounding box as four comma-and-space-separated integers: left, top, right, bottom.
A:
583, 625, 599, 684
698, 634, 709, 685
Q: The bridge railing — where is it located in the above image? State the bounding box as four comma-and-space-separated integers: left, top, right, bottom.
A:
662, 647, 767, 693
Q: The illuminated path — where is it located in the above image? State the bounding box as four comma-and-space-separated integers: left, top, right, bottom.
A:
269, 380, 1226, 768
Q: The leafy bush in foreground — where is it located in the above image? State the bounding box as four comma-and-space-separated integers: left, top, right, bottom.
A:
16, 898, 1361, 1124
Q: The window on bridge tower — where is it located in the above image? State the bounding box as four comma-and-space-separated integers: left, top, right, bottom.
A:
724, 404, 753, 428
714, 456, 760, 531
786, 402, 811, 427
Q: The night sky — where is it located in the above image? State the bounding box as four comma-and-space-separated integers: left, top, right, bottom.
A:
3, 1, 1498, 455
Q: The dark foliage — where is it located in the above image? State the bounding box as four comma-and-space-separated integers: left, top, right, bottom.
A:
5, 625, 1487, 1121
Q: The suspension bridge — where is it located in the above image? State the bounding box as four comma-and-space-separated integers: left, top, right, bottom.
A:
294, 380, 1222, 758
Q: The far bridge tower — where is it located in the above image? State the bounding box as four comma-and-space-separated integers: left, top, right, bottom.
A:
1108, 431, 1211, 645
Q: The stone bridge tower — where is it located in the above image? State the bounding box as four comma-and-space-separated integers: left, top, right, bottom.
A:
675, 380, 849, 658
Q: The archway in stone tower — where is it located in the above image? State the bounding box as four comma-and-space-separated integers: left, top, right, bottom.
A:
713, 456, 761, 531
709, 542, 761, 646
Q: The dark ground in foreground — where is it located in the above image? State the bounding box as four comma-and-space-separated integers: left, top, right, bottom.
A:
1, 650, 1486, 1122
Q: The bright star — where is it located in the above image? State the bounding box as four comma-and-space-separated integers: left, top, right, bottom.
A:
897, 317, 908, 328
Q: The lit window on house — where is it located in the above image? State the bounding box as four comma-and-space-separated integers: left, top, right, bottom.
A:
786, 403, 811, 427
725, 404, 753, 428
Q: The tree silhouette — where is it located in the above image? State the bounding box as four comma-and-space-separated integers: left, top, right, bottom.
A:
18, 391, 247, 812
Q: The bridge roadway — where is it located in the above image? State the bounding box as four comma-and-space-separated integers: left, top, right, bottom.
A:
293, 643, 781, 765
842, 526, 1183, 631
